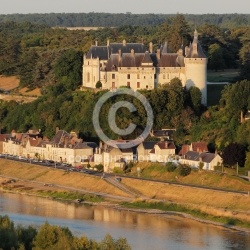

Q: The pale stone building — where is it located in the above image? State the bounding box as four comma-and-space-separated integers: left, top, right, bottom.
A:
82, 30, 207, 105
180, 151, 222, 170
149, 141, 176, 162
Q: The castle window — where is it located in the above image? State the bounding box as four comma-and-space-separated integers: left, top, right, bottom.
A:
144, 76, 146, 79
88, 61, 89, 65
146, 85, 148, 89
137, 82, 140, 88
112, 74, 115, 79
167, 74, 170, 79
112, 82, 115, 88
137, 74, 140, 79
87, 72, 90, 82
127, 82, 130, 87
154, 74, 157, 79
163, 74, 166, 79
127, 74, 130, 79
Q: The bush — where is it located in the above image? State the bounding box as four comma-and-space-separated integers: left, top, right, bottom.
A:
166, 162, 177, 172
113, 167, 124, 174
95, 164, 104, 172
95, 81, 102, 89
178, 164, 191, 176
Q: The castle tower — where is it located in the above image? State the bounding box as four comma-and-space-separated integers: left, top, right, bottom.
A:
184, 30, 207, 105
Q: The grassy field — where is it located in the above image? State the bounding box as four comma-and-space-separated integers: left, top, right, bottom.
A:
207, 69, 239, 82
0, 159, 129, 198
129, 162, 250, 192
0, 75, 19, 90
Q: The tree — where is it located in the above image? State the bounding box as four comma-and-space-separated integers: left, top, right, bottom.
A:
95, 81, 102, 89
0, 215, 18, 250
221, 143, 246, 167
167, 14, 191, 52
54, 49, 83, 91
189, 86, 202, 112
33, 222, 73, 250
208, 43, 226, 71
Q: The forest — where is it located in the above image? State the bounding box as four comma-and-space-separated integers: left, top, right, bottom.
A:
0, 13, 249, 29
0, 14, 249, 168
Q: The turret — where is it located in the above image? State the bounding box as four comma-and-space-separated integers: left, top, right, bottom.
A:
184, 30, 207, 105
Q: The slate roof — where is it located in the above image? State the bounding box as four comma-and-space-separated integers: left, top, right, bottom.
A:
73, 142, 97, 149
186, 30, 207, 59
183, 151, 200, 161
141, 51, 153, 65
50, 130, 70, 145
141, 141, 158, 150
200, 152, 217, 163
86, 43, 146, 60
152, 129, 175, 138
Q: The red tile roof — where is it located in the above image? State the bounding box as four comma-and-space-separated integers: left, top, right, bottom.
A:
0, 134, 10, 142
191, 142, 208, 153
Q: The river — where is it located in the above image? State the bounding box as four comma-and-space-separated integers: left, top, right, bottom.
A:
0, 192, 249, 250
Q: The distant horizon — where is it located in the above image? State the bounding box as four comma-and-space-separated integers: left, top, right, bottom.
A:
0, 0, 249, 15
0, 12, 249, 15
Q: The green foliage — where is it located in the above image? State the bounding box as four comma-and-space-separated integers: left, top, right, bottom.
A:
54, 49, 83, 91
113, 167, 124, 174
95, 81, 102, 89
166, 162, 177, 172
208, 43, 226, 70
0, 215, 18, 249
222, 143, 246, 167
99, 234, 131, 250
189, 86, 202, 112
178, 164, 191, 176
95, 164, 104, 172
0, 215, 131, 250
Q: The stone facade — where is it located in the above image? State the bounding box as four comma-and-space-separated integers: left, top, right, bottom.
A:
82, 30, 207, 105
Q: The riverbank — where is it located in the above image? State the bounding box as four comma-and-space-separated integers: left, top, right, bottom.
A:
0, 159, 250, 233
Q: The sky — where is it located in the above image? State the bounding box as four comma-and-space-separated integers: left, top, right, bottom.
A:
0, 0, 249, 15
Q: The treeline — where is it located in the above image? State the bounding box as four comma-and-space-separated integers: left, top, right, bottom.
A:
0, 15, 249, 90
0, 13, 250, 29
0, 215, 131, 250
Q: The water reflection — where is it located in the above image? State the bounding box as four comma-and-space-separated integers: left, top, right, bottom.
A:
0, 192, 249, 250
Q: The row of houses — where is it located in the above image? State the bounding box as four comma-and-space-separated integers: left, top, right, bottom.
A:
0, 129, 222, 172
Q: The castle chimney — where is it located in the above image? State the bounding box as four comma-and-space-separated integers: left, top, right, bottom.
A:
149, 42, 153, 53
122, 39, 126, 46
156, 49, 161, 60
185, 46, 190, 57
107, 39, 110, 46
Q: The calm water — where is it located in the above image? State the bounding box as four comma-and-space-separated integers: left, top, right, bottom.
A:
0, 192, 249, 250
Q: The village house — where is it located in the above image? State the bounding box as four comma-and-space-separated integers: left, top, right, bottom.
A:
180, 151, 222, 170
94, 140, 136, 172
178, 141, 208, 156
1, 129, 97, 166
149, 141, 176, 162
137, 141, 158, 161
